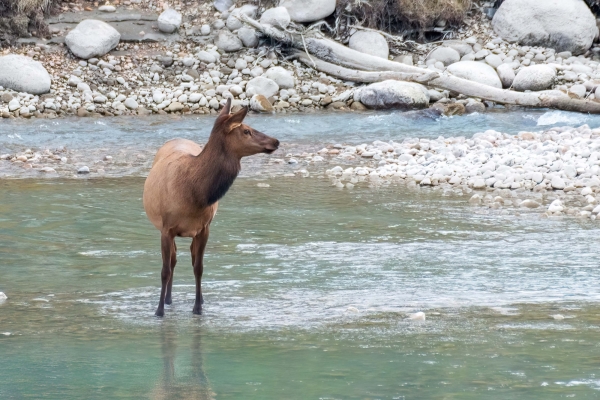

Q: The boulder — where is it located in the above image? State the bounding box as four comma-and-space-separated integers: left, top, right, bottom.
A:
349, 31, 389, 59
259, 7, 291, 29
157, 9, 182, 33
237, 27, 258, 48
496, 64, 515, 88
65, 19, 120, 59
280, 0, 336, 23
264, 66, 294, 89
492, 0, 598, 55
196, 50, 216, 64
427, 46, 460, 66
356, 81, 430, 110
512, 65, 556, 91
0, 55, 51, 95
215, 30, 243, 52
250, 94, 274, 112
245, 76, 279, 98
446, 61, 502, 89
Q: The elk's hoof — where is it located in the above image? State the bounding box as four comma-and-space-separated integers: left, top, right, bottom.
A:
155, 308, 165, 317
192, 305, 202, 315
165, 297, 172, 305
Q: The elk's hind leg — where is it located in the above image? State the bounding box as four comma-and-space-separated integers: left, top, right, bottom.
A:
165, 242, 177, 305
191, 227, 209, 315
156, 232, 175, 317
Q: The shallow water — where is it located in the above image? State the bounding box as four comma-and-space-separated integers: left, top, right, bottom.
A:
2, 110, 600, 398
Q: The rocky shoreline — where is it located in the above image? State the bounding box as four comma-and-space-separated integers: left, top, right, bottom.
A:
1, 0, 600, 119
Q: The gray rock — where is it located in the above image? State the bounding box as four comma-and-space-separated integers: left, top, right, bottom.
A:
0, 55, 51, 95
446, 61, 502, 89
215, 30, 243, 52
264, 66, 294, 89
200, 24, 211, 35
349, 31, 389, 59
213, 0, 233, 12
465, 101, 486, 114
226, 4, 258, 30
124, 98, 138, 110
394, 54, 414, 66
260, 7, 291, 29
551, 176, 566, 190
246, 76, 279, 98
442, 40, 473, 57
570, 84, 587, 99
158, 9, 182, 33
65, 19, 120, 60
196, 50, 216, 64
78, 166, 90, 174
98, 5, 116, 12
356, 80, 430, 110
492, 0, 598, 55
280, 0, 336, 23
237, 27, 258, 48
485, 54, 502, 69
512, 65, 556, 91
496, 64, 515, 88
427, 47, 460, 66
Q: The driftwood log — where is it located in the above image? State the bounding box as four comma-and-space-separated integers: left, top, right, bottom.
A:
241, 15, 600, 114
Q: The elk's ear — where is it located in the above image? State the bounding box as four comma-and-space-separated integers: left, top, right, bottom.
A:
219, 98, 232, 117
228, 106, 248, 126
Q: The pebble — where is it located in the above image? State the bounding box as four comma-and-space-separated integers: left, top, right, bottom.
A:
77, 166, 90, 174
551, 314, 565, 320
408, 312, 426, 321
256, 183, 270, 187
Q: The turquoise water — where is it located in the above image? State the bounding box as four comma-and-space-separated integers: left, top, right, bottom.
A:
2, 110, 600, 398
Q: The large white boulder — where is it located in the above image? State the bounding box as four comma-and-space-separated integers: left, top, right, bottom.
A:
349, 31, 389, 59
492, 0, 598, 55
356, 81, 430, 110
0, 55, 51, 95
215, 30, 243, 52
65, 19, 120, 59
446, 61, 502, 89
512, 65, 556, 92
259, 7, 291, 29
246, 76, 279, 98
427, 46, 460, 66
280, 0, 336, 23
157, 9, 182, 33
264, 66, 294, 89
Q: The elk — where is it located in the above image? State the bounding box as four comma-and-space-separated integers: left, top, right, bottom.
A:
143, 98, 280, 317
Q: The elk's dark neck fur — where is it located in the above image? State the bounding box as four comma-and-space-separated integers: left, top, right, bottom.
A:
191, 131, 240, 207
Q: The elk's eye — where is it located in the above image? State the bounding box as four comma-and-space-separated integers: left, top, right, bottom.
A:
244, 129, 251, 135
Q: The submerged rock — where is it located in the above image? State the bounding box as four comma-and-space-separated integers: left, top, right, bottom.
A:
0, 292, 6, 301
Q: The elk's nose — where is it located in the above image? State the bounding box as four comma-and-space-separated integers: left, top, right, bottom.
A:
273, 139, 280, 148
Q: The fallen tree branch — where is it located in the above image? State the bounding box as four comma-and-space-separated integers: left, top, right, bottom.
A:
242, 15, 600, 114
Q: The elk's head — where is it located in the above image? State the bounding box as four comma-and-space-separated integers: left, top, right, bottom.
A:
212, 98, 280, 158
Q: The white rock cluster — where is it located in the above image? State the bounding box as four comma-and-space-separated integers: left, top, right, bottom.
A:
325, 124, 600, 219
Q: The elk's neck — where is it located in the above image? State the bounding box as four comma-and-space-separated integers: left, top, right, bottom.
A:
191, 137, 241, 207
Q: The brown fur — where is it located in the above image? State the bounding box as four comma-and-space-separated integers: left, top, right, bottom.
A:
143, 98, 279, 317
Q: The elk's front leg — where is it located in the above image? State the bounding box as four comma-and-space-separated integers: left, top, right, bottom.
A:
191, 227, 209, 315
156, 233, 175, 317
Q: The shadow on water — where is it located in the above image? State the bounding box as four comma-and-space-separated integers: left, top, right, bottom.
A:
150, 327, 214, 400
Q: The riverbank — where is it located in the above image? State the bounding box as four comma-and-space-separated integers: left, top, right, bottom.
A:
2, 0, 600, 119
